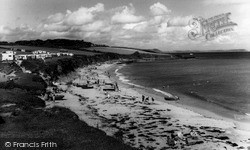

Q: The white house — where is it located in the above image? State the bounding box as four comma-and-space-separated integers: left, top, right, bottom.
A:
61, 52, 74, 56
1, 49, 74, 62
15, 52, 34, 60
33, 50, 47, 54
0, 51, 16, 61
16, 54, 28, 60
32, 50, 52, 59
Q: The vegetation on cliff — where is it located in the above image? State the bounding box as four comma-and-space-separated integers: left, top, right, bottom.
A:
0, 51, 138, 149
0, 88, 136, 150
21, 52, 137, 81
0, 39, 160, 150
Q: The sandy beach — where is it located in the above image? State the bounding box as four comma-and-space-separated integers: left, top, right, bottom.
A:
45, 62, 250, 150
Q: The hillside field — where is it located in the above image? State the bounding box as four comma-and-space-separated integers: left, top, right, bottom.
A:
85, 47, 167, 55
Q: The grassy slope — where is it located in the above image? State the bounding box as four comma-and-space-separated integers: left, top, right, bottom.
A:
86, 47, 167, 55
0, 89, 136, 150
0, 58, 136, 150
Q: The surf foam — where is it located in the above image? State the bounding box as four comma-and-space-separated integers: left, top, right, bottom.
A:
153, 88, 174, 98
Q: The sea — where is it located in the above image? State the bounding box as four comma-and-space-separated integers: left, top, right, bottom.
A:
117, 52, 250, 121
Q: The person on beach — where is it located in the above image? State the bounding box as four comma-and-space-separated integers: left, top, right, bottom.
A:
44, 92, 49, 101
52, 93, 55, 102
151, 97, 155, 103
190, 130, 198, 138
142, 95, 145, 102
49, 92, 53, 101
116, 82, 120, 91
167, 136, 176, 147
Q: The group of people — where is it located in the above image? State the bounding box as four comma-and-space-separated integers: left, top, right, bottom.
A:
43, 87, 59, 101
166, 130, 199, 148
44, 91, 56, 101
142, 95, 155, 103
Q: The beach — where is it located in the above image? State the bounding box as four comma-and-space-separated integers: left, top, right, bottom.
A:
46, 62, 250, 150
116, 58, 250, 121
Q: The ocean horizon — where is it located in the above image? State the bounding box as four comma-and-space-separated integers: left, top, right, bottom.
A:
118, 52, 250, 120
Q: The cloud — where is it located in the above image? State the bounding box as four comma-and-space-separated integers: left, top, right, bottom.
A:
158, 22, 168, 34
76, 20, 107, 32
43, 23, 70, 32
3, 2, 245, 51
111, 4, 144, 24
133, 22, 149, 32
148, 2, 171, 28
38, 3, 111, 42
0, 25, 39, 41
64, 3, 104, 26
213, 35, 234, 44
46, 13, 64, 23
204, 0, 250, 5
149, 16, 165, 25
41, 31, 71, 39
150, 2, 171, 16
0, 2, 194, 50
0, 26, 12, 35
167, 16, 193, 27
123, 21, 148, 32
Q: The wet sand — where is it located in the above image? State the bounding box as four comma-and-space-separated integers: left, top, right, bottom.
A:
110, 63, 250, 128
45, 62, 250, 150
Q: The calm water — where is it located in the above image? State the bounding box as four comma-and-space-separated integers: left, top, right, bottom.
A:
119, 52, 250, 116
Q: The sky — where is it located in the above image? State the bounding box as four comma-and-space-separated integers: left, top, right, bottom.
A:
0, 0, 250, 51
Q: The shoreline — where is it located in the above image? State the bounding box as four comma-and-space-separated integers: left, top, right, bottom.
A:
47, 62, 250, 150
111, 63, 250, 125
108, 63, 250, 148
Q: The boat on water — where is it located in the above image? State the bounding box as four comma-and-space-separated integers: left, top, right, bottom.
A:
164, 96, 179, 101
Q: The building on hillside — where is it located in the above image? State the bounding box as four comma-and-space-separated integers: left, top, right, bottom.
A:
61, 52, 74, 56
0, 51, 16, 61
33, 50, 47, 54
1, 48, 74, 62
32, 50, 52, 59
15, 52, 34, 60
50, 52, 58, 57
59, 49, 73, 56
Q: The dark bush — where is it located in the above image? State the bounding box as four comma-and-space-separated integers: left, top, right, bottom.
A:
21, 59, 45, 73
0, 116, 5, 124
0, 89, 45, 108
